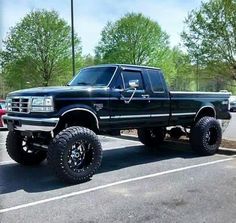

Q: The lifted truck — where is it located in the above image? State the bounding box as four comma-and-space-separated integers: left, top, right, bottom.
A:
2, 64, 231, 184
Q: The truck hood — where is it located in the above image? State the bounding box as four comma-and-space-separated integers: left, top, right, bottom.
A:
7, 86, 109, 98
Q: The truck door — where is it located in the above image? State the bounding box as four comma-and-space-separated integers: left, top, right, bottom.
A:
109, 68, 152, 129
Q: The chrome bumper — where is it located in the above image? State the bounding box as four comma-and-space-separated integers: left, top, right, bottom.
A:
2, 115, 59, 132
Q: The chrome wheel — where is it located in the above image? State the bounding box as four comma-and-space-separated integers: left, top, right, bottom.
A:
22, 136, 37, 153
48, 126, 103, 184
67, 140, 93, 172
6, 131, 47, 165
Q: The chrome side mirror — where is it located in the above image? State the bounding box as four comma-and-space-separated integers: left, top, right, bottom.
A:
128, 80, 139, 89
123, 80, 139, 104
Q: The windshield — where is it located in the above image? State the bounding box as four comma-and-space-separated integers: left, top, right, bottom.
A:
69, 67, 117, 87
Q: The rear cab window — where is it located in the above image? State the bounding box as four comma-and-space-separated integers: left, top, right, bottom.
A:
147, 69, 164, 92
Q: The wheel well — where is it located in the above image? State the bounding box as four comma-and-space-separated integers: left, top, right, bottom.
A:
55, 110, 99, 134
195, 107, 216, 122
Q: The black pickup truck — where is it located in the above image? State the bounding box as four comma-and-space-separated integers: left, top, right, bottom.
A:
2, 64, 231, 183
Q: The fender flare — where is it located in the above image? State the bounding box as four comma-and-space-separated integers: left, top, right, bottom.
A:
194, 105, 216, 121
59, 105, 99, 129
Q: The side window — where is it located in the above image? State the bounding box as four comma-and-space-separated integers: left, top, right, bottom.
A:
147, 69, 164, 92
122, 70, 144, 90
113, 74, 124, 89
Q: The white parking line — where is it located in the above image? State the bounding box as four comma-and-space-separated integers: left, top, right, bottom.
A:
0, 160, 14, 165
0, 156, 235, 214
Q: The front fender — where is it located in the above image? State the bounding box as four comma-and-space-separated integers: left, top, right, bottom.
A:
57, 104, 98, 117
56, 104, 99, 130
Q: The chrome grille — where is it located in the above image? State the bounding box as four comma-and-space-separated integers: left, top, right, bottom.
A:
11, 97, 30, 113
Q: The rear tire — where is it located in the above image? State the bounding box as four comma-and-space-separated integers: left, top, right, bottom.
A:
47, 126, 103, 184
190, 117, 222, 155
6, 131, 47, 165
138, 127, 166, 147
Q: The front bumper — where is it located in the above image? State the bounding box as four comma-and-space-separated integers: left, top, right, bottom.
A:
2, 115, 59, 132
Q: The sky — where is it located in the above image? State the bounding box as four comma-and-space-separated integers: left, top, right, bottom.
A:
0, 0, 204, 55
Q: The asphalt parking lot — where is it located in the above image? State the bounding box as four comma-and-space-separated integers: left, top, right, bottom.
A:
0, 131, 235, 223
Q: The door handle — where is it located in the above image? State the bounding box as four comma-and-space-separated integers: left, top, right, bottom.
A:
142, 94, 150, 98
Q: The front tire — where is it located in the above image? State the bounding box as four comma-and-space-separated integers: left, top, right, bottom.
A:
47, 126, 103, 184
190, 117, 222, 155
6, 131, 47, 165
138, 127, 166, 147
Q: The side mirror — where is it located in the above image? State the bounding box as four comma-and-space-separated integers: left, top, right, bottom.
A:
122, 80, 139, 104
128, 80, 139, 89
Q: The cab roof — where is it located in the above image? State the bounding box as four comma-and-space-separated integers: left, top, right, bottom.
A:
87, 64, 161, 70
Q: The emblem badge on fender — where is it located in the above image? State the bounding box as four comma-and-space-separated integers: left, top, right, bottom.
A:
94, 103, 103, 111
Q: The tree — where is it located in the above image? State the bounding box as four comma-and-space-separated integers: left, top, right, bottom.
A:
82, 54, 96, 67
95, 13, 169, 65
168, 47, 196, 91
153, 47, 196, 91
1, 10, 82, 87
182, 0, 236, 80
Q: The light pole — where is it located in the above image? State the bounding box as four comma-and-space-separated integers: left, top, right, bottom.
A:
71, 0, 75, 77
196, 54, 199, 91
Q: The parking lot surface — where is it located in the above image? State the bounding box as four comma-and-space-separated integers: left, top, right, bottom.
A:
0, 131, 235, 223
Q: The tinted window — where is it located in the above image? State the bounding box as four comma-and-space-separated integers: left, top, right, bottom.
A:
69, 67, 116, 86
122, 71, 144, 90
147, 69, 164, 92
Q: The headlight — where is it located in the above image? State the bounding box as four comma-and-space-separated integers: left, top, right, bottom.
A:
31, 96, 54, 112
31, 98, 45, 106
5, 97, 12, 112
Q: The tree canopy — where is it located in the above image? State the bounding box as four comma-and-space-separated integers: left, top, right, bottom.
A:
95, 13, 194, 90
182, 0, 236, 80
0, 10, 200, 93
95, 13, 169, 65
1, 10, 82, 88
